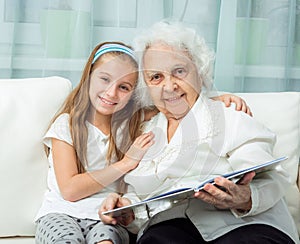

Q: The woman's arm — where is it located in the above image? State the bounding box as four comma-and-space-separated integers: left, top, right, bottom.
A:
195, 109, 288, 216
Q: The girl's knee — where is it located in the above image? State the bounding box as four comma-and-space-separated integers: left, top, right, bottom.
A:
98, 241, 113, 244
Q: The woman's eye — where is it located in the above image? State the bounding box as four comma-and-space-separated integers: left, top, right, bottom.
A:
173, 68, 187, 78
150, 73, 163, 84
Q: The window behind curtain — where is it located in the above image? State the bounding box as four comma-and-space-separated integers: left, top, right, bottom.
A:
0, 0, 299, 92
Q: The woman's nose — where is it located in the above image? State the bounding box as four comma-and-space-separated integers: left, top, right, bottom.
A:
163, 75, 177, 92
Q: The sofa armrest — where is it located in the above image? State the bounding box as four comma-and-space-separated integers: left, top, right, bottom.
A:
0, 77, 72, 239
298, 161, 300, 190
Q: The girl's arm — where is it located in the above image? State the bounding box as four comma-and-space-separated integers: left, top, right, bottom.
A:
211, 94, 252, 116
143, 94, 252, 122
52, 132, 154, 202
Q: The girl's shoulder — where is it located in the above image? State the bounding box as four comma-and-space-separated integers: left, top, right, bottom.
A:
44, 113, 73, 146
49, 113, 71, 135
52, 113, 70, 126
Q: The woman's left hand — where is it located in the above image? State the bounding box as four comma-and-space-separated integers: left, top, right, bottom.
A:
194, 171, 255, 211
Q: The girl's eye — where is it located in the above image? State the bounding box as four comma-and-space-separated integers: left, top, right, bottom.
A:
100, 77, 110, 83
173, 68, 187, 78
150, 73, 163, 84
119, 84, 132, 92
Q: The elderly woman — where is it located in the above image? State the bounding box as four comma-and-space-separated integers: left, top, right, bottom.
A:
100, 21, 299, 244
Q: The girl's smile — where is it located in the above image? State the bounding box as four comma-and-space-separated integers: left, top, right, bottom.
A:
99, 96, 118, 106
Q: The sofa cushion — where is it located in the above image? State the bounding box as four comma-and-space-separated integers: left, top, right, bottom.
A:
0, 237, 35, 243
0, 77, 72, 237
236, 92, 300, 234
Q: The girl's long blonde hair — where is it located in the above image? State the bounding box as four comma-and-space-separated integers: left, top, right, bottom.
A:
45, 42, 143, 173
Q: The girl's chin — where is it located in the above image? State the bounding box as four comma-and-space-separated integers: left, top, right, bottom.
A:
99, 104, 127, 114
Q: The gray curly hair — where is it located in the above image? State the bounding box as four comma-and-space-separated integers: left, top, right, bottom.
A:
133, 20, 215, 107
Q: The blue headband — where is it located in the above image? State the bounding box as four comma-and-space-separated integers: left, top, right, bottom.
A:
92, 43, 137, 64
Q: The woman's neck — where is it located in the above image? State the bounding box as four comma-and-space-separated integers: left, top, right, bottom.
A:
167, 117, 180, 142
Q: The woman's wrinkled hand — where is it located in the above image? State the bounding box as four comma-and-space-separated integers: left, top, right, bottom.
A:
194, 171, 255, 211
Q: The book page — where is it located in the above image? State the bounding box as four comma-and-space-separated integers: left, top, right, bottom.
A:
102, 156, 288, 217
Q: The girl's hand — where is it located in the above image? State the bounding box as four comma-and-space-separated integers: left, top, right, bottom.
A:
98, 193, 134, 226
124, 132, 155, 169
212, 94, 252, 116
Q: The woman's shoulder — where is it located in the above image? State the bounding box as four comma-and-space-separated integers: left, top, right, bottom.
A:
143, 107, 159, 121
141, 111, 161, 132
220, 101, 276, 145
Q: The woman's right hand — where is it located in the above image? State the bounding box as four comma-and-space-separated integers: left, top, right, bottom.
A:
124, 131, 155, 169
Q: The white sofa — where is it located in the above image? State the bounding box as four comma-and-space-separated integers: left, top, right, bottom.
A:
0, 76, 299, 243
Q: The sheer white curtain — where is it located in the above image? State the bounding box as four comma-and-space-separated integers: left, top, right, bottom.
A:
0, 0, 93, 85
214, 0, 300, 92
0, 0, 299, 91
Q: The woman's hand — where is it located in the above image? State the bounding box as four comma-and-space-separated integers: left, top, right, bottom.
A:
99, 193, 134, 225
212, 94, 253, 116
194, 171, 255, 211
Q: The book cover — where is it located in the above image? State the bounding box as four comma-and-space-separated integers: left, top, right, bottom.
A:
102, 156, 288, 217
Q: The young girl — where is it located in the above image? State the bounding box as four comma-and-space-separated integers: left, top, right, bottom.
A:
35, 42, 155, 244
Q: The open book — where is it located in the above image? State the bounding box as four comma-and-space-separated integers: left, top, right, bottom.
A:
102, 156, 288, 217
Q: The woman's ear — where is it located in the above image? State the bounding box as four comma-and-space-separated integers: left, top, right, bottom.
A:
197, 75, 203, 92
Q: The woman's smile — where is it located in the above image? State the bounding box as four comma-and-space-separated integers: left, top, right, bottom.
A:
163, 93, 185, 104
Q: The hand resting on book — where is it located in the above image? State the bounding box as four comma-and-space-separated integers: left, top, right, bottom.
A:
195, 171, 255, 211
99, 171, 256, 225
99, 192, 134, 226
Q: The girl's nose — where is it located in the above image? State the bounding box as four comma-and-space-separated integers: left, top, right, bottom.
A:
105, 83, 118, 98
